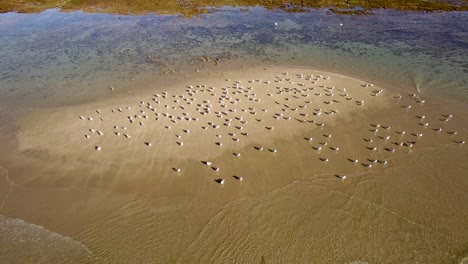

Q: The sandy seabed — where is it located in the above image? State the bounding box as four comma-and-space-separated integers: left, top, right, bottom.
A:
0, 65, 467, 263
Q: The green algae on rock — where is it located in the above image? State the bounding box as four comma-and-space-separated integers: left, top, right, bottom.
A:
1, 0, 467, 15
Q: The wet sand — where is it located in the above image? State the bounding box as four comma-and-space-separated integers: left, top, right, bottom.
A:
0, 65, 467, 263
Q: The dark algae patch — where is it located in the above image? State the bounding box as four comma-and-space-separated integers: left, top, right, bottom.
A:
1, 0, 467, 15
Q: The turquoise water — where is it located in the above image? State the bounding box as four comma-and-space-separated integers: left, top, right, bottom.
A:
0, 7, 467, 106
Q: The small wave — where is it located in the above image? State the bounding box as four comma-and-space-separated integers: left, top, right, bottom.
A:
0, 214, 94, 263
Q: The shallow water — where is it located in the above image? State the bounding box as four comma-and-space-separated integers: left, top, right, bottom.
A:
0, 215, 95, 263
0, 6, 467, 263
0, 8, 467, 108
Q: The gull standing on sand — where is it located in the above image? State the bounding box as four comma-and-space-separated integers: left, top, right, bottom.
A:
215, 179, 225, 184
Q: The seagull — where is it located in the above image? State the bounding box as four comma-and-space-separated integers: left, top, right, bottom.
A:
404, 142, 414, 148
214, 179, 225, 184
233, 175, 243, 181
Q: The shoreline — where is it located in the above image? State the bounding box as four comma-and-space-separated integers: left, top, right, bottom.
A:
3, 59, 467, 115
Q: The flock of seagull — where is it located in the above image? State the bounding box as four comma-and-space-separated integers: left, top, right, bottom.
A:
78, 71, 464, 185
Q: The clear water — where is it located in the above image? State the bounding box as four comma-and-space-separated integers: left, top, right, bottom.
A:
0, 7, 467, 108
0, 215, 94, 263
0, 7, 467, 262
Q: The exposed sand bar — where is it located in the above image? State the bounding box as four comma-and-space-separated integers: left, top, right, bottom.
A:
0, 66, 467, 263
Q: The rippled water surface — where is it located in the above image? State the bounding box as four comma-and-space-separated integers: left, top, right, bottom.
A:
0, 6, 467, 263
0, 7, 467, 107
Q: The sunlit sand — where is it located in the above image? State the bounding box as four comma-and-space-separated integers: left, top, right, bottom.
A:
0, 65, 466, 262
